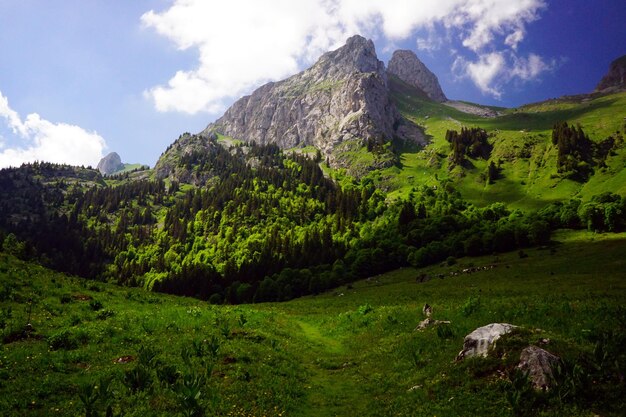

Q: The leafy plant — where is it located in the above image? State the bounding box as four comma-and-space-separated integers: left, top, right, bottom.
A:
206, 335, 220, 357
122, 366, 153, 394
157, 364, 180, 386
89, 300, 103, 311
461, 295, 481, 317
78, 381, 99, 417
506, 369, 536, 416
174, 373, 204, 417
358, 304, 373, 315
137, 345, 158, 367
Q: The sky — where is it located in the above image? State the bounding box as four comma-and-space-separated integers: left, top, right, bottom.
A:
0, 0, 624, 169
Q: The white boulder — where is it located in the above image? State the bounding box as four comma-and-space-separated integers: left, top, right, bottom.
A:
456, 323, 517, 361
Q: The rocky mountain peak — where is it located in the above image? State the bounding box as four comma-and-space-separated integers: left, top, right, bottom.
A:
198, 35, 424, 174
387, 50, 447, 102
96, 152, 124, 175
315, 35, 384, 75
595, 55, 626, 92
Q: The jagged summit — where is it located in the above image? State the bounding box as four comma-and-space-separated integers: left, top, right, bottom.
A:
199, 35, 423, 170
97, 152, 124, 175
596, 55, 626, 92
315, 35, 384, 75
387, 50, 447, 102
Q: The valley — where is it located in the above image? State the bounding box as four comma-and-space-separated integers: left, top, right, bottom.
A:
1, 230, 624, 416
1, 33, 625, 416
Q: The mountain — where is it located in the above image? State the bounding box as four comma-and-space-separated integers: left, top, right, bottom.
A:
596, 55, 626, 92
97, 152, 125, 175
387, 50, 447, 102
198, 35, 424, 173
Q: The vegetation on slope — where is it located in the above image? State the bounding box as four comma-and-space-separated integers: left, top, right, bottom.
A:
1, 230, 625, 416
387, 77, 626, 209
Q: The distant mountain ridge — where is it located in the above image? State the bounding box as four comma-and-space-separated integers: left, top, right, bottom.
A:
596, 55, 626, 92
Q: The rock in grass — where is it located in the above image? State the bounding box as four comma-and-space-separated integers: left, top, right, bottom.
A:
456, 323, 517, 361
414, 317, 450, 331
422, 303, 433, 317
517, 345, 561, 391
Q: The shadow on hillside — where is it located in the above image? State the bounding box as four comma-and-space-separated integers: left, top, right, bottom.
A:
489, 98, 619, 132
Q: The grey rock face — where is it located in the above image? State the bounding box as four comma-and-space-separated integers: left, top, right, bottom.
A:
201, 35, 423, 168
517, 346, 561, 391
387, 50, 447, 102
96, 152, 124, 175
596, 55, 626, 92
456, 323, 517, 361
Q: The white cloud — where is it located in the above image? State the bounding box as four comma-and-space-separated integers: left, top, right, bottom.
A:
0, 90, 107, 169
142, 0, 549, 113
459, 52, 507, 98
454, 51, 556, 98
511, 53, 556, 80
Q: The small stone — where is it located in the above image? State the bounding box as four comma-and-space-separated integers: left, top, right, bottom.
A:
422, 303, 432, 317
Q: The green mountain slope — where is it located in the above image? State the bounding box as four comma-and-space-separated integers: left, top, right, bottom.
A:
2, 230, 625, 416
386, 77, 626, 210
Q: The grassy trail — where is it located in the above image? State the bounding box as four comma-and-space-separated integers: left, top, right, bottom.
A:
294, 319, 368, 417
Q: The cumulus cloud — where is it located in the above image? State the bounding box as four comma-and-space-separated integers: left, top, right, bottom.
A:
454, 52, 556, 97
455, 53, 506, 98
0, 90, 107, 169
142, 0, 549, 113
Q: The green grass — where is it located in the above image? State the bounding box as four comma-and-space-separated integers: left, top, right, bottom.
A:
1, 230, 625, 416
386, 77, 626, 209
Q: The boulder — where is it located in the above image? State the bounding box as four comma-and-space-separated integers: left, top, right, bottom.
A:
517, 345, 561, 390
456, 323, 517, 361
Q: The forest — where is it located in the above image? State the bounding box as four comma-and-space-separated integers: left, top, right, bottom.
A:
1, 128, 626, 304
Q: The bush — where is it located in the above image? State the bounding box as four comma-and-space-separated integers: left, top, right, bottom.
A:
96, 309, 115, 320
122, 366, 153, 393
461, 296, 481, 317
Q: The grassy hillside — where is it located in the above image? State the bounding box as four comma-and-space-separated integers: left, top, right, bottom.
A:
2, 230, 625, 416
387, 78, 626, 210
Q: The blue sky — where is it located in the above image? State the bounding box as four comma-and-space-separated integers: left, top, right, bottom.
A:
0, 0, 624, 168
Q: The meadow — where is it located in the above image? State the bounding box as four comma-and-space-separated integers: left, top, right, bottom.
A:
1, 229, 624, 416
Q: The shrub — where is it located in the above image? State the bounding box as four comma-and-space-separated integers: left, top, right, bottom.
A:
461, 296, 481, 317
122, 366, 153, 393
358, 304, 374, 315
96, 309, 115, 320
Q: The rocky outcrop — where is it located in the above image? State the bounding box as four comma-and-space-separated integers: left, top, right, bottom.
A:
201, 35, 424, 170
456, 323, 517, 361
154, 132, 220, 184
96, 152, 124, 175
387, 50, 446, 102
517, 346, 561, 391
596, 55, 626, 92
